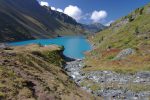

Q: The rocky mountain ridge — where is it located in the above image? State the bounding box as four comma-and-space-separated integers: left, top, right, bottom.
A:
0, 0, 84, 42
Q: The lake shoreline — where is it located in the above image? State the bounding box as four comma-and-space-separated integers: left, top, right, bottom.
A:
8, 36, 92, 59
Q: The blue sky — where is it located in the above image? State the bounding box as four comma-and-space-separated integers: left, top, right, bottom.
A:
38, 0, 150, 25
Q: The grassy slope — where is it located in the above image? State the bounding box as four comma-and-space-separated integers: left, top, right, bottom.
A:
84, 3, 150, 74
0, 44, 99, 100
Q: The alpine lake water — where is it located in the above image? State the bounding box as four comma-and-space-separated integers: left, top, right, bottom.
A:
9, 36, 92, 59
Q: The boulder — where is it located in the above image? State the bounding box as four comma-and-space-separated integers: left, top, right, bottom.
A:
114, 48, 135, 60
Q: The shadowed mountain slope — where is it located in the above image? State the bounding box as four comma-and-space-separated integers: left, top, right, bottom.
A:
0, 0, 84, 42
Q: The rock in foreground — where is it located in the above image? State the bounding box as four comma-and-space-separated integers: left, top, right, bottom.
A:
64, 60, 150, 100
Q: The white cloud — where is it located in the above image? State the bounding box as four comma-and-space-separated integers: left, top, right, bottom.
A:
56, 8, 63, 12
39, 2, 86, 21
64, 5, 82, 21
40, 1, 49, 7
51, 7, 56, 10
105, 20, 114, 26
51, 7, 63, 12
91, 10, 107, 22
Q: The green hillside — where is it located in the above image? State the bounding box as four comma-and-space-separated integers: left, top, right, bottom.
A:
84, 3, 150, 74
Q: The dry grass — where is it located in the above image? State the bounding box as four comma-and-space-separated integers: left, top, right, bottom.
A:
10, 44, 60, 53
0, 44, 100, 100
84, 47, 150, 74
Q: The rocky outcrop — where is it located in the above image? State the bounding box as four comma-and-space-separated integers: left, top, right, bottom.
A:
0, 43, 7, 49
111, 18, 129, 31
114, 48, 135, 60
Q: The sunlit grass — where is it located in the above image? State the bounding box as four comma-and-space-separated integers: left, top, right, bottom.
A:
85, 4, 150, 74
84, 54, 150, 74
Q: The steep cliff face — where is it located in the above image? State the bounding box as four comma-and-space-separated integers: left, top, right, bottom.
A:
0, 0, 84, 42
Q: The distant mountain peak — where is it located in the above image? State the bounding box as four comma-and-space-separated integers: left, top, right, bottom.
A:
82, 23, 107, 33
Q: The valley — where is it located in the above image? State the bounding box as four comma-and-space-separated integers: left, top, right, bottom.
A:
0, 0, 150, 100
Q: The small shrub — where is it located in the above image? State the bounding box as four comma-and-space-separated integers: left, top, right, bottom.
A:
139, 7, 144, 15
90, 85, 101, 91
135, 26, 139, 35
0, 92, 5, 99
59, 46, 65, 51
135, 8, 140, 14
128, 15, 134, 22
37, 43, 43, 47
107, 55, 115, 60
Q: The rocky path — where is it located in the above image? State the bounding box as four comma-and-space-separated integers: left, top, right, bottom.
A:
64, 60, 150, 100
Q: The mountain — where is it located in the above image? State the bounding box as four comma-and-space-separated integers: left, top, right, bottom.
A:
0, 0, 84, 42
43, 6, 79, 26
82, 23, 107, 33
84, 3, 150, 74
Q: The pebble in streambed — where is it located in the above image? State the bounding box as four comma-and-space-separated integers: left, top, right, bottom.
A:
64, 60, 150, 100
64, 60, 85, 83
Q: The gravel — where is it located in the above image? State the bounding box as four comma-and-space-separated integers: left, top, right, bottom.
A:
64, 60, 150, 99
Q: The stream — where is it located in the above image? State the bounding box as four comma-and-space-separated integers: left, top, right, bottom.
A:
8, 37, 150, 100
64, 60, 150, 100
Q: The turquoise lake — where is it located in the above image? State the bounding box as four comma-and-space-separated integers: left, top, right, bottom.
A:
9, 36, 92, 59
